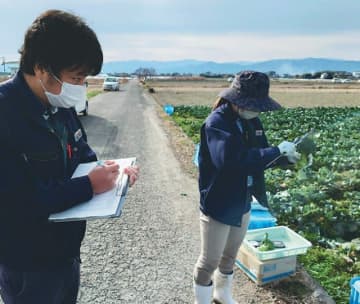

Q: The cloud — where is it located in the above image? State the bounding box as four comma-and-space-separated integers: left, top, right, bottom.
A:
100, 31, 360, 62
2, 1, 360, 63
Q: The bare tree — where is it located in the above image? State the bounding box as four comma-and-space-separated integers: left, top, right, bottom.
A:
134, 67, 156, 80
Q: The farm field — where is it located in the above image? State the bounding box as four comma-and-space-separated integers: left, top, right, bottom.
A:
146, 78, 360, 304
147, 78, 360, 108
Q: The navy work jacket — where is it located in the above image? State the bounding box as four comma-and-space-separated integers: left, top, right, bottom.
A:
0, 72, 96, 270
198, 103, 281, 226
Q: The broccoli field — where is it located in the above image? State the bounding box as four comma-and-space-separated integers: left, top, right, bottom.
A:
171, 105, 360, 304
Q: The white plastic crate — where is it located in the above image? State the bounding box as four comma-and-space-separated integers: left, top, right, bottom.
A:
242, 226, 312, 261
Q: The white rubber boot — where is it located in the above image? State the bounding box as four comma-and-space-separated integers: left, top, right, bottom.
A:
213, 269, 239, 304
193, 281, 213, 304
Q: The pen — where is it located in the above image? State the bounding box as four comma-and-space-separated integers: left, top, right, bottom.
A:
67, 144, 72, 159
97, 160, 106, 167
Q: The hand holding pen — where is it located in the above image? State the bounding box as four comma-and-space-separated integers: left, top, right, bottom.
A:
100, 160, 139, 187
88, 160, 120, 194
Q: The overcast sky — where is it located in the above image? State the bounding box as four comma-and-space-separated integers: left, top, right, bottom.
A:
1, 0, 360, 63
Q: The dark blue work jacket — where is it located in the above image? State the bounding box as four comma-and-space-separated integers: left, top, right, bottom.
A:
0, 72, 96, 270
198, 103, 281, 226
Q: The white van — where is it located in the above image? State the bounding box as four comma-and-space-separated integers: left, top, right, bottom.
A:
75, 100, 89, 116
102, 77, 120, 91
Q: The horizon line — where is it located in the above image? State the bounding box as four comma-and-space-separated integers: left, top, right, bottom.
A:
103, 57, 360, 64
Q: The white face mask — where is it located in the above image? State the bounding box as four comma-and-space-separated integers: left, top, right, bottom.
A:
238, 109, 260, 120
40, 74, 87, 109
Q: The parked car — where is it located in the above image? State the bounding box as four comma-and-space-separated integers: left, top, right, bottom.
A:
76, 100, 89, 116
102, 77, 120, 91
76, 80, 89, 115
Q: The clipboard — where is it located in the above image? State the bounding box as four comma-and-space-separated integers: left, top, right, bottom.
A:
48, 157, 136, 222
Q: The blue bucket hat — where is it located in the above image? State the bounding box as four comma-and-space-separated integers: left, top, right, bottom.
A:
218, 71, 282, 112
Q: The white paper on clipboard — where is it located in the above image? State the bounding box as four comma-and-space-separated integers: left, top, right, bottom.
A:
48, 157, 136, 222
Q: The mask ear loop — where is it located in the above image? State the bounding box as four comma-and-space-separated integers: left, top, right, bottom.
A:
50, 72, 86, 88
49, 71, 63, 85
39, 72, 63, 99
39, 69, 62, 92
39, 78, 47, 91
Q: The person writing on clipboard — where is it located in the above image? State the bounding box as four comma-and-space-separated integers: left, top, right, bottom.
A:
0, 10, 138, 304
193, 71, 300, 304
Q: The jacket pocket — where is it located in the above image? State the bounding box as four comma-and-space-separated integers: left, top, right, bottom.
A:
24, 151, 63, 179
25, 151, 60, 162
0, 266, 26, 298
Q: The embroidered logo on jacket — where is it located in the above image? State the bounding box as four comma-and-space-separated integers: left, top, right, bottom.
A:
74, 129, 82, 142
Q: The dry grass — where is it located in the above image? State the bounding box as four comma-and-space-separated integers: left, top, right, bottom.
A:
147, 78, 360, 108
0, 76, 10, 83
154, 102, 199, 178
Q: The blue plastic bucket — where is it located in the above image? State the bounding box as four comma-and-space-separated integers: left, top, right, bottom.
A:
350, 277, 360, 304
163, 104, 174, 115
193, 144, 200, 167
248, 202, 277, 230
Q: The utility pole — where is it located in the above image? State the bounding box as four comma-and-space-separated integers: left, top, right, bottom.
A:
1, 57, 5, 73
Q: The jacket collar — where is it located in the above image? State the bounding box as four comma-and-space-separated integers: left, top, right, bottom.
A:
12, 71, 58, 129
217, 102, 261, 134
218, 102, 239, 122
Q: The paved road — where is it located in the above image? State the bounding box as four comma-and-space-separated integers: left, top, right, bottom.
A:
78, 80, 203, 303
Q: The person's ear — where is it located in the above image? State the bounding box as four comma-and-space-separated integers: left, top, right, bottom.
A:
33, 64, 47, 79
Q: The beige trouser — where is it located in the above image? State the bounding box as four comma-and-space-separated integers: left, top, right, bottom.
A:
193, 211, 250, 286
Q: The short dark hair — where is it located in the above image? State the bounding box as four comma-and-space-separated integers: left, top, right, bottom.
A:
19, 10, 103, 76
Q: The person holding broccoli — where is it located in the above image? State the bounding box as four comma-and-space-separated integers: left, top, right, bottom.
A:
193, 71, 300, 304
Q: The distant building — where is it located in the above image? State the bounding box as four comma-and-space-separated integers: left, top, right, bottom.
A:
320, 72, 330, 79
352, 71, 360, 78
2, 61, 20, 76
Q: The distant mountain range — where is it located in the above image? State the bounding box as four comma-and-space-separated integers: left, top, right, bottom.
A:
102, 58, 360, 75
